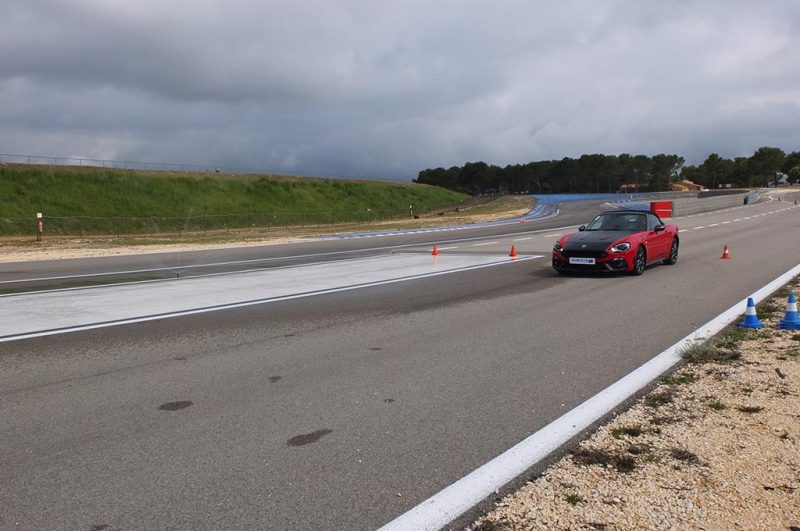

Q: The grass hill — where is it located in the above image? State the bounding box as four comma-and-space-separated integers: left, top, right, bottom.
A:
0, 164, 469, 235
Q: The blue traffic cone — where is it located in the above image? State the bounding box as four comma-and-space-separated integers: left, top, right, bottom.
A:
779, 293, 800, 330
738, 297, 763, 329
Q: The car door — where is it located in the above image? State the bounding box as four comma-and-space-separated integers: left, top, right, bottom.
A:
646, 213, 671, 259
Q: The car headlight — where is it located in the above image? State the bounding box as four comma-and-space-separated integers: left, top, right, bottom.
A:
553, 241, 563, 252
610, 242, 631, 253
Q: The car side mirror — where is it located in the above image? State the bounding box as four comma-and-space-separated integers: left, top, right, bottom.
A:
578, 225, 586, 232
654, 224, 665, 232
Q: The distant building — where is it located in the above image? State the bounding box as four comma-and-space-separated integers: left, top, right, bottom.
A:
618, 183, 641, 193
670, 179, 705, 192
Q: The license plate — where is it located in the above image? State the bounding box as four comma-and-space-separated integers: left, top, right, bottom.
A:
569, 257, 595, 265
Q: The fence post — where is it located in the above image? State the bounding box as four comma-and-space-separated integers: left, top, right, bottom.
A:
36, 212, 43, 242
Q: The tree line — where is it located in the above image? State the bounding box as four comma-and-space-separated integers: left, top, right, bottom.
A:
415, 147, 800, 195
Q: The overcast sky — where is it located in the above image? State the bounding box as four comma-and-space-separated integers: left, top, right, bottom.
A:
1, 1, 799, 180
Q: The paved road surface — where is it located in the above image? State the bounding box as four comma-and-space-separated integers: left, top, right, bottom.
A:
0, 198, 605, 290
1, 198, 799, 529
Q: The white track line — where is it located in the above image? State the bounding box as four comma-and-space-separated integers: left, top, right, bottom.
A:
378, 262, 800, 531
0, 256, 540, 343
1, 227, 574, 285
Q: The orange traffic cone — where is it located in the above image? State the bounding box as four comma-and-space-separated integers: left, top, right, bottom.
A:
432, 245, 439, 256
720, 245, 731, 259
509, 245, 518, 257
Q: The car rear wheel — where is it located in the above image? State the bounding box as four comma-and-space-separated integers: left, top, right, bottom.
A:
664, 238, 679, 265
630, 246, 646, 276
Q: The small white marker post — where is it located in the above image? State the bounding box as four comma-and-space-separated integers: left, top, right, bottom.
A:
36, 212, 43, 242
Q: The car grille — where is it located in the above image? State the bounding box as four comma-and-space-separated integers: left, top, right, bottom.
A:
561, 250, 608, 259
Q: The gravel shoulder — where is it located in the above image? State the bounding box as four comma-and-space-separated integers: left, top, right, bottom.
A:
470, 279, 800, 530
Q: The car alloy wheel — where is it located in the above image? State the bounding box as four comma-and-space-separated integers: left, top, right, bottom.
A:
665, 239, 679, 265
631, 246, 646, 275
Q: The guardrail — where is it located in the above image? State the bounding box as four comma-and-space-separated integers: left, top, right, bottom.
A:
670, 192, 750, 217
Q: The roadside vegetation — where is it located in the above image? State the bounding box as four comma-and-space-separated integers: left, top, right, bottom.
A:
0, 163, 469, 235
417, 146, 800, 194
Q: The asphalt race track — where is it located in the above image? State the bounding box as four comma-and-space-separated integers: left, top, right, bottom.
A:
2, 194, 800, 529
0, 198, 603, 291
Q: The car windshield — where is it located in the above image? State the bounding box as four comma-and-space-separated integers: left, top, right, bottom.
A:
586, 213, 647, 231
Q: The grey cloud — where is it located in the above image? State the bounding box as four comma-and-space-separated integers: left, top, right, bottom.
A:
1, 0, 799, 180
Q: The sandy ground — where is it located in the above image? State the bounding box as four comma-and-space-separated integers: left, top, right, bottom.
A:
470, 278, 800, 530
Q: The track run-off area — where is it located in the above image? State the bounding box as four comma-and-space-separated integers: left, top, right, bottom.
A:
1, 192, 800, 530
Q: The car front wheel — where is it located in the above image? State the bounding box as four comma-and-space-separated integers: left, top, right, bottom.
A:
630, 246, 646, 276
664, 238, 679, 265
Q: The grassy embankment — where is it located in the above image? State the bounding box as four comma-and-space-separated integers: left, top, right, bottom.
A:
0, 164, 470, 236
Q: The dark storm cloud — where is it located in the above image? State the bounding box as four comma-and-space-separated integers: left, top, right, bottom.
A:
1, 0, 799, 179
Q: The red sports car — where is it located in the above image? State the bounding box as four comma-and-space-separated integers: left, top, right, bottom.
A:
552, 210, 679, 275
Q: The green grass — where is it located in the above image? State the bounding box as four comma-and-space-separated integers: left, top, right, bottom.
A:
571, 447, 637, 473
644, 391, 674, 408
663, 371, 698, 386
649, 415, 681, 425
564, 493, 585, 505
708, 400, 727, 411
715, 327, 749, 350
680, 340, 740, 364
610, 425, 644, 439
736, 405, 763, 414
757, 298, 783, 320
0, 164, 470, 235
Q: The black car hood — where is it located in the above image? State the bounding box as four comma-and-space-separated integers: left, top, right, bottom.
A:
564, 230, 636, 252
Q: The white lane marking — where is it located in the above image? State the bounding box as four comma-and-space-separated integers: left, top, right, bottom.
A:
513, 237, 533, 242
733, 219, 742, 222
693, 226, 705, 230
0, 255, 542, 343
473, 241, 499, 246
437, 246, 459, 250
708, 223, 719, 227
331, 207, 563, 240
722, 221, 730, 224
543, 234, 562, 238
379, 262, 800, 531
1, 226, 576, 285
678, 229, 688, 233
